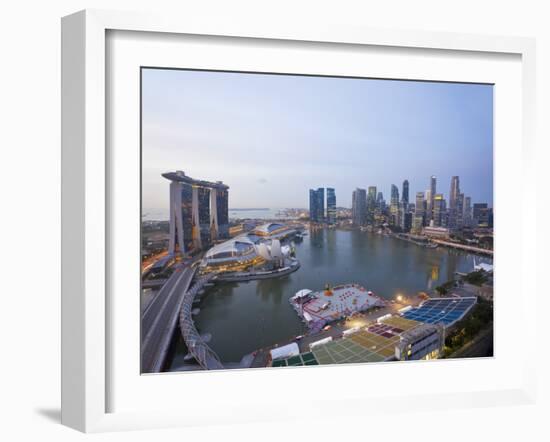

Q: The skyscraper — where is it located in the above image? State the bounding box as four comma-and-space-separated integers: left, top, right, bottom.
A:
402, 180, 409, 206
163, 170, 229, 254
352, 188, 367, 226
473, 203, 489, 226
390, 184, 400, 226
216, 186, 230, 238
433, 193, 447, 227
309, 189, 316, 222
403, 212, 412, 233
415, 191, 426, 227
376, 192, 384, 210
425, 189, 432, 224
448, 176, 460, 229
429, 175, 436, 222
326, 188, 336, 224
198, 187, 211, 245
390, 184, 399, 206
309, 188, 325, 223
367, 186, 377, 224
463, 196, 472, 227
456, 192, 464, 228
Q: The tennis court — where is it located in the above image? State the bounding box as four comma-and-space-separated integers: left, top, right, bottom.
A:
271, 352, 319, 367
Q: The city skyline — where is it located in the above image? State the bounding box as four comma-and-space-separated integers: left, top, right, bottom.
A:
142, 69, 493, 212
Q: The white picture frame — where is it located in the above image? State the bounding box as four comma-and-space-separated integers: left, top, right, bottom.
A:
61, 9, 537, 433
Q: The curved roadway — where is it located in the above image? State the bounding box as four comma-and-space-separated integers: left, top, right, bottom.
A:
141, 265, 196, 373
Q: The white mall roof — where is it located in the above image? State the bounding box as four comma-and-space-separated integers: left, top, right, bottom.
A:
204, 234, 255, 259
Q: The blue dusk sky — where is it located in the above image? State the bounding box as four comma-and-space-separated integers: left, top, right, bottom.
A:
142, 68, 493, 211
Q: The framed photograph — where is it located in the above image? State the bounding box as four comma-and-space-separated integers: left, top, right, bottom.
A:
61, 9, 537, 432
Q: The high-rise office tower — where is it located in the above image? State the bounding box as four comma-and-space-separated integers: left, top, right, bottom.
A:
433, 193, 447, 227
309, 188, 325, 223
456, 193, 464, 228
367, 186, 377, 224
403, 212, 413, 233
398, 204, 406, 230
425, 189, 432, 224
402, 180, 409, 206
429, 175, 436, 221
376, 192, 386, 214
352, 188, 367, 226
390, 184, 399, 206
390, 184, 400, 226
415, 191, 426, 227
326, 188, 336, 224
463, 196, 472, 227
448, 176, 460, 229
473, 203, 489, 227
309, 190, 317, 222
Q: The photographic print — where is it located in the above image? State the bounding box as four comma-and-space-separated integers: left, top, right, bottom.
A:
140, 68, 494, 373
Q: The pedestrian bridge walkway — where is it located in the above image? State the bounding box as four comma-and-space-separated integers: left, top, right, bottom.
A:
179, 275, 224, 370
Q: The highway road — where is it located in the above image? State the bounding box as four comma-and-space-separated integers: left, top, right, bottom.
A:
141, 265, 196, 373
450, 327, 494, 359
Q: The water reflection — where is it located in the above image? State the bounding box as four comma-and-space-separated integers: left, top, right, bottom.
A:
174, 229, 490, 365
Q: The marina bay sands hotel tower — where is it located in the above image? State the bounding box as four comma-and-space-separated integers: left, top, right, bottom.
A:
162, 171, 229, 255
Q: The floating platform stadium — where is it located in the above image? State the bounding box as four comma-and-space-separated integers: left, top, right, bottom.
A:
289, 284, 387, 332
271, 315, 445, 367
270, 296, 478, 368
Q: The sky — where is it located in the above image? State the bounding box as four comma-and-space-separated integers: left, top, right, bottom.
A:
141, 68, 493, 212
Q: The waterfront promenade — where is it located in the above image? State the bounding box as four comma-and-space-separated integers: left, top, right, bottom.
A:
431, 239, 493, 256
176, 228, 480, 366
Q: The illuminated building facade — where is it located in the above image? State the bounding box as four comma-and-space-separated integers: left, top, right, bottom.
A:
309, 188, 325, 223
433, 193, 447, 227
367, 186, 377, 224
200, 223, 295, 273
429, 175, 436, 222
448, 175, 460, 229
352, 188, 367, 226
326, 188, 337, 224
390, 184, 400, 226
401, 179, 409, 206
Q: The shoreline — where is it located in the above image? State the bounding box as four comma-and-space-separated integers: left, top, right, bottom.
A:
214, 259, 301, 282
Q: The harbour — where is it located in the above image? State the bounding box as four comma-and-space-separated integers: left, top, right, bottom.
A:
167, 228, 490, 369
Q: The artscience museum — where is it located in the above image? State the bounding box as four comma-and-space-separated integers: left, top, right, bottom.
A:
200, 223, 297, 274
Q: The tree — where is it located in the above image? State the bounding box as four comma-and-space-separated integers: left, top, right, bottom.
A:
463, 270, 488, 286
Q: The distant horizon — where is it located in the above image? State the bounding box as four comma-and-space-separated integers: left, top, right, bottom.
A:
142, 69, 493, 213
